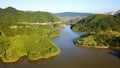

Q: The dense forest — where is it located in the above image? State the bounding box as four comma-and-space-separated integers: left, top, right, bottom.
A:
69, 17, 82, 24
0, 7, 60, 29
0, 7, 62, 62
72, 14, 120, 32
72, 14, 120, 48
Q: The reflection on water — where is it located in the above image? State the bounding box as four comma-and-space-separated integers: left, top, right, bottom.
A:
0, 25, 120, 68
109, 50, 120, 59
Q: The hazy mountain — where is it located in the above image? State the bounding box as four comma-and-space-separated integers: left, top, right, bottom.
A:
25, 10, 35, 13
55, 12, 92, 22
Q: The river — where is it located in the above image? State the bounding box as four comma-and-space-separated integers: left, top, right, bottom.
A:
0, 25, 120, 68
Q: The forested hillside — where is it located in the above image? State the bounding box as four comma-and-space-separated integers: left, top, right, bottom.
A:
72, 14, 120, 48
0, 7, 60, 26
0, 7, 61, 62
72, 14, 120, 32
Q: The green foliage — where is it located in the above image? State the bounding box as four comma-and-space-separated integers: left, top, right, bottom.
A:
0, 24, 60, 62
72, 14, 120, 47
0, 7, 62, 62
0, 36, 10, 58
69, 17, 82, 24
74, 35, 97, 48
0, 7, 60, 29
105, 37, 120, 47
72, 14, 120, 32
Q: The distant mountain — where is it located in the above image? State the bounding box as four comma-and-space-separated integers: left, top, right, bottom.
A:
25, 10, 35, 13
55, 12, 92, 22
55, 12, 92, 17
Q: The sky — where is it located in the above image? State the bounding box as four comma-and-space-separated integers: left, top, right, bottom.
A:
0, 0, 120, 13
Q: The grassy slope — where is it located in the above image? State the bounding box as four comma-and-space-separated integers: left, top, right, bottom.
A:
0, 25, 61, 62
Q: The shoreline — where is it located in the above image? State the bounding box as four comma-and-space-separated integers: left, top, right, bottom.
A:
1, 49, 60, 63
0, 25, 63, 63
109, 46, 120, 52
74, 40, 109, 49
77, 44, 109, 49
1, 54, 26, 63
29, 48, 60, 61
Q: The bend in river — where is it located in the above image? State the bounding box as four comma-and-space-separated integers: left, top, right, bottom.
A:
0, 25, 120, 68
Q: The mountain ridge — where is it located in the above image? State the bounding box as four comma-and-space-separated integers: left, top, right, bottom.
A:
55, 12, 92, 22
0, 7, 60, 25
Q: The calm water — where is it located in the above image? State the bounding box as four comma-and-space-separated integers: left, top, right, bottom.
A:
0, 25, 120, 68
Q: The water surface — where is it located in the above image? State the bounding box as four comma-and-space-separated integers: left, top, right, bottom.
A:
0, 25, 120, 68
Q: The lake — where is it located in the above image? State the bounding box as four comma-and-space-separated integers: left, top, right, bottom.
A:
0, 25, 120, 68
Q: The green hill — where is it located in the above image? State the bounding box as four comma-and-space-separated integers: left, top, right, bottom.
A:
0, 25, 61, 62
0, 7, 61, 62
72, 14, 120, 48
72, 14, 120, 32
0, 7, 60, 27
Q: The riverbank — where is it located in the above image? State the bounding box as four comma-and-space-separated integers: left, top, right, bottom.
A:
28, 48, 60, 61
75, 42, 109, 49
0, 25, 62, 63
73, 34, 109, 49
51, 25, 120, 68
71, 25, 120, 49
1, 49, 60, 63
1, 25, 120, 68
109, 47, 120, 53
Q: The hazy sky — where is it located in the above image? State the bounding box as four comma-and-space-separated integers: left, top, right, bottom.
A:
0, 0, 120, 13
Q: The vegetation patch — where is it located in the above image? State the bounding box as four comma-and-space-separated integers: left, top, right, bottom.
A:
0, 25, 61, 62
72, 14, 120, 48
0, 7, 63, 63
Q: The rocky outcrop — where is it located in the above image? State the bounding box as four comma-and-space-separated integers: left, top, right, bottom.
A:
106, 10, 120, 15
